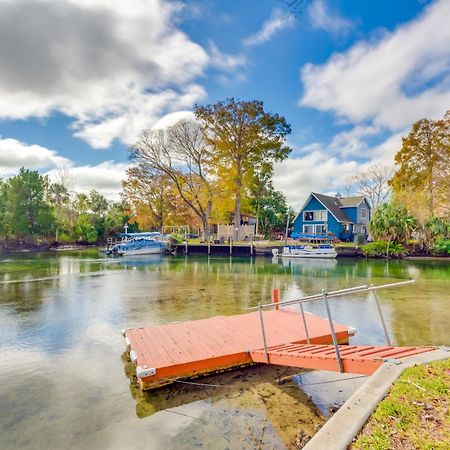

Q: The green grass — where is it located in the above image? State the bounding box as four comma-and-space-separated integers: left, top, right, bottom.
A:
352, 359, 450, 450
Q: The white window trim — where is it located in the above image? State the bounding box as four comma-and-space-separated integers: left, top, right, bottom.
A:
303, 224, 327, 234
303, 210, 328, 222
361, 207, 367, 219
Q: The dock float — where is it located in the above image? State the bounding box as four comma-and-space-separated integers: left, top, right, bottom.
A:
123, 309, 352, 390
123, 281, 435, 391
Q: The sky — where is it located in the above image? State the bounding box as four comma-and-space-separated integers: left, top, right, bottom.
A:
0, 0, 449, 208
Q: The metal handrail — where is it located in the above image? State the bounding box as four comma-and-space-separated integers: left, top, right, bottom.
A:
249, 280, 414, 310
254, 279, 415, 373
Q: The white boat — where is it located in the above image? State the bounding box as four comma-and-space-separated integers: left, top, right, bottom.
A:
272, 243, 337, 259
107, 232, 168, 256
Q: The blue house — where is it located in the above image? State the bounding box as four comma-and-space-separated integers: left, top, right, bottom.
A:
292, 193, 371, 242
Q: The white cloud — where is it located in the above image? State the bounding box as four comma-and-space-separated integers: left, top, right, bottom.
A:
50, 161, 129, 200
0, 136, 127, 199
243, 8, 295, 47
152, 111, 195, 129
308, 0, 355, 36
208, 41, 246, 71
329, 125, 379, 157
0, 0, 210, 148
273, 129, 405, 210
301, 0, 450, 129
0, 138, 70, 175
273, 150, 359, 209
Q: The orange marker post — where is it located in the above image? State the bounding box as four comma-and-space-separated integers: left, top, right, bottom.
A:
272, 289, 280, 310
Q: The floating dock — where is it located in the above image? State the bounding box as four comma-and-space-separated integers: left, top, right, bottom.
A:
123, 281, 435, 391
123, 309, 352, 390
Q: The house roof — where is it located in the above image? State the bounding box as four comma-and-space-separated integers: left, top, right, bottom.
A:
312, 193, 352, 223
339, 196, 366, 208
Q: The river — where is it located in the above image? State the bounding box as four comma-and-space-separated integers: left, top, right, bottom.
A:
0, 251, 449, 449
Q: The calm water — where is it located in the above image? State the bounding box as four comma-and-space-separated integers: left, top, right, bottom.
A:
0, 251, 449, 449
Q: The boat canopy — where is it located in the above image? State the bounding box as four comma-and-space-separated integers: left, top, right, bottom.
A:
291, 232, 333, 240
119, 232, 162, 238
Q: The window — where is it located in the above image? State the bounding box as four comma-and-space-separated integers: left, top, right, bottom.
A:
361, 208, 367, 219
343, 223, 352, 233
303, 225, 327, 234
316, 210, 327, 221
303, 210, 327, 221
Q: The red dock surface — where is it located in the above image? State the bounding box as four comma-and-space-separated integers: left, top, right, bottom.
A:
124, 309, 351, 390
250, 343, 435, 376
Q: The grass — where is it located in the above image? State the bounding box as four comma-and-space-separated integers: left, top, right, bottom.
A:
352, 359, 450, 450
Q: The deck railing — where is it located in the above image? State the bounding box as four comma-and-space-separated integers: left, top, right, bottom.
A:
249, 280, 415, 372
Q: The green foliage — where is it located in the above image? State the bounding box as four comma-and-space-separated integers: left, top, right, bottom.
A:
72, 214, 98, 243
362, 241, 406, 258
1, 168, 56, 239
434, 239, 450, 255
250, 186, 289, 238
356, 234, 365, 245
369, 202, 416, 244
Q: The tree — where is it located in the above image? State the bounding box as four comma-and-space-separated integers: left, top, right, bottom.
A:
131, 120, 215, 239
195, 98, 291, 239
353, 165, 394, 210
250, 186, 290, 238
4, 168, 56, 238
88, 190, 108, 216
122, 166, 178, 231
369, 202, 416, 256
391, 111, 450, 219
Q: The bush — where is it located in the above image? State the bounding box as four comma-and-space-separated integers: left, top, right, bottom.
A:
356, 234, 365, 245
362, 241, 406, 258
433, 239, 450, 255
57, 233, 71, 243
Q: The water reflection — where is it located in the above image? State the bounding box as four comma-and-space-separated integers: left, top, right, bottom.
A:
0, 252, 449, 450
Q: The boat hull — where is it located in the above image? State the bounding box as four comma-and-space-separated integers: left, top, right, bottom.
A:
281, 252, 337, 259
117, 247, 163, 256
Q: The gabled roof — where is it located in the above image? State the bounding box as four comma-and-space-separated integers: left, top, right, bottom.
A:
312, 193, 352, 223
339, 196, 366, 208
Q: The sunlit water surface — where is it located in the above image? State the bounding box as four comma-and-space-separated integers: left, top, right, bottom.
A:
0, 251, 449, 449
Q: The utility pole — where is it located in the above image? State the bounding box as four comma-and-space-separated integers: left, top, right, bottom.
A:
284, 207, 290, 244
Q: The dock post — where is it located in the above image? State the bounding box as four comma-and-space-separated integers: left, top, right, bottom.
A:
258, 304, 270, 363
272, 289, 280, 310
208, 242, 211, 255
185, 241, 188, 255
230, 238, 233, 255
299, 303, 311, 344
370, 283, 392, 346
322, 289, 344, 372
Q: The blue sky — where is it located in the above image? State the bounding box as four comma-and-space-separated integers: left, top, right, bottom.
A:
0, 0, 449, 207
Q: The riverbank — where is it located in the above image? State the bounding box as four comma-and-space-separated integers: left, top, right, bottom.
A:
352, 358, 450, 449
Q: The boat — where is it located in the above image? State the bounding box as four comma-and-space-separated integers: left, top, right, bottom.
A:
272, 233, 337, 259
107, 232, 168, 256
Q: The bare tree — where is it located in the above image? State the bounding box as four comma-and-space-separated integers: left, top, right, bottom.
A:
353, 165, 394, 210
130, 120, 214, 240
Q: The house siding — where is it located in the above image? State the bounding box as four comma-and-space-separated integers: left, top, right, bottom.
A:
293, 196, 343, 238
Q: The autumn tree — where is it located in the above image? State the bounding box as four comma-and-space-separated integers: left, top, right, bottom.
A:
130, 120, 214, 239
122, 166, 178, 231
195, 98, 291, 239
391, 111, 450, 220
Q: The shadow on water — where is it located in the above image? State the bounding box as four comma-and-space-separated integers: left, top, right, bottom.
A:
121, 352, 325, 449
